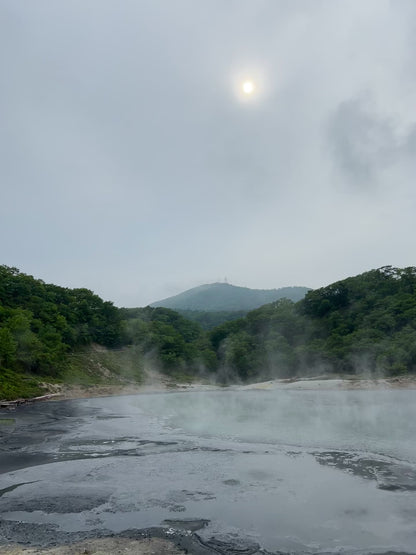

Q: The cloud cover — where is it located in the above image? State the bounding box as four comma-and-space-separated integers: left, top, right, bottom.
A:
1, 0, 415, 306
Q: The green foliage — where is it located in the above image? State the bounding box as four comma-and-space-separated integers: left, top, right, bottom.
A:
176, 309, 249, 330
300, 266, 416, 374
209, 266, 416, 381
0, 265, 123, 383
210, 300, 304, 381
0, 367, 44, 400
2, 264, 415, 397
0, 327, 17, 367
121, 306, 217, 375
60, 345, 144, 386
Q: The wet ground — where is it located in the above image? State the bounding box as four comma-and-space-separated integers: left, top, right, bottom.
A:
0, 389, 416, 554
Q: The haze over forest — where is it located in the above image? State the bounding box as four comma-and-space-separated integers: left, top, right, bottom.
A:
2, 5, 416, 554
1, 1, 416, 307
1, 263, 416, 400
150, 283, 310, 312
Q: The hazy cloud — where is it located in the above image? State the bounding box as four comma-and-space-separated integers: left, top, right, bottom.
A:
1, 0, 416, 306
327, 96, 413, 187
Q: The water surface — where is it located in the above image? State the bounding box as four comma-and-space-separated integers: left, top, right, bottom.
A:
0, 388, 415, 554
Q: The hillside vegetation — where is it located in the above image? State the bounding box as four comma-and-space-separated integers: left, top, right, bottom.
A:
119, 306, 216, 379
151, 282, 310, 312
1, 265, 416, 399
0, 266, 215, 399
0, 265, 124, 399
176, 309, 249, 330
211, 266, 416, 381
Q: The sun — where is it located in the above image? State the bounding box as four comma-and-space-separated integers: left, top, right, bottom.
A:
242, 81, 255, 95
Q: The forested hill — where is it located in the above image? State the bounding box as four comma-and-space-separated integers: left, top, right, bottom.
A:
210, 266, 416, 381
176, 309, 249, 330
0, 266, 123, 394
2, 264, 416, 400
151, 283, 310, 312
0, 266, 215, 399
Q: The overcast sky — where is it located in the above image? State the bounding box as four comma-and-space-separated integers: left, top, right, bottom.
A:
1, 1, 415, 307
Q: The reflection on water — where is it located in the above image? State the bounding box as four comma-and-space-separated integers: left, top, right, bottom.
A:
0, 389, 416, 554
132, 389, 416, 460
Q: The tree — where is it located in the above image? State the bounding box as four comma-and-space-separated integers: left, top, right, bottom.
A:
0, 327, 17, 367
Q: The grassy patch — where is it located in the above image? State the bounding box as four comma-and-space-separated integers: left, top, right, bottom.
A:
60, 345, 144, 386
0, 368, 44, 400
1, 345, 145, 400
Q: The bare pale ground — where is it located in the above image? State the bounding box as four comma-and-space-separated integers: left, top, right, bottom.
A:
239, 375, 416, 391
0, 537, 185, 554
43, 373, 416, 401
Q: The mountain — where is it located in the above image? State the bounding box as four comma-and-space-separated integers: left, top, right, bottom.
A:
150, 283, 311, 312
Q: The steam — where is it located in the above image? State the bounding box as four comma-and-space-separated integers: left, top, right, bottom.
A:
130, 387, 416, 461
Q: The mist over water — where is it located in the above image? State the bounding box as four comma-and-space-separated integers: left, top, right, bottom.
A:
133, 389, 416, 461
1, 388, 416, 554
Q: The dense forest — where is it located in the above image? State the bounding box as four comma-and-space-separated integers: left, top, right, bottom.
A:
176, 309, 249, 330
0, 266, 217, 398
119, 306, 216, 376
1, 265, 416, 399
0, 266, 124, 398
212, 266, 416, 381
